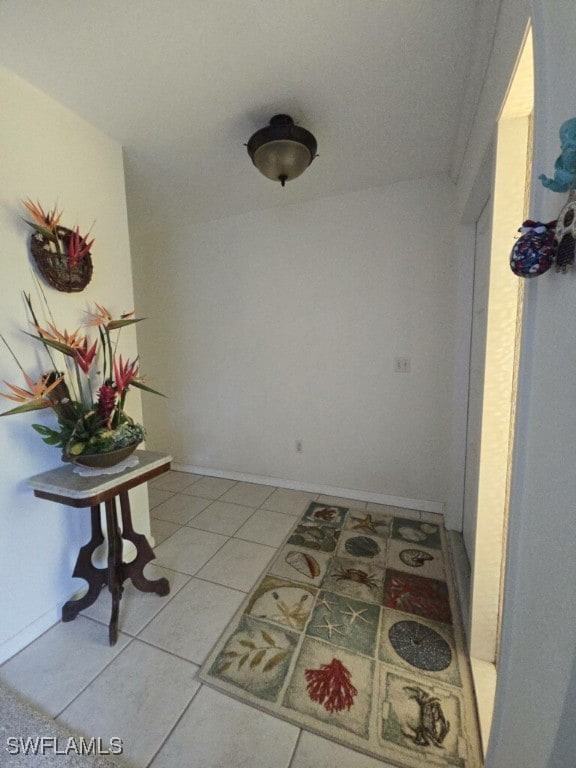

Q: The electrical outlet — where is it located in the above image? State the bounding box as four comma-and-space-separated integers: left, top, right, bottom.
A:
295, 439, 303, 453
394, 357, 411, 373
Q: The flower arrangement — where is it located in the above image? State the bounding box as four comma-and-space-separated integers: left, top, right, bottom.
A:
23, 199, 95, 292
23, 199, 95, 263
0, 290, 163, 462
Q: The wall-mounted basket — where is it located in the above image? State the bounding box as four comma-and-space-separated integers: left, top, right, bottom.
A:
30, 226, 93, 292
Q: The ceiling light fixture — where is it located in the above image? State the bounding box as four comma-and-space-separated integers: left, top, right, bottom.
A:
246, 114, 317, 187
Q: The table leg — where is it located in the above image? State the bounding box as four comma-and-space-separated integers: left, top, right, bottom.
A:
119, 491, 170, 596
62, 505, 107, 622
105, 498, 123, 646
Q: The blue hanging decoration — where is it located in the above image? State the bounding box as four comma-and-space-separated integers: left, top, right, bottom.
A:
539, 118, 576, 193
510, 220, 557, 277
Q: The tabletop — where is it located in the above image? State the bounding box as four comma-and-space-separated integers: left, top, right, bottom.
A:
26, 449, 173, 507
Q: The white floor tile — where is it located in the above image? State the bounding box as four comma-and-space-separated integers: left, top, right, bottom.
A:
218, 481, 275, 508
3, 479, 476, 768
149, 685, 299, 768
196, 538, 276, 591
148, 487, 174, 509
58, 640, 200, 768
82, 564, 190, 636
234, 508, 296, 547
0, 617, 129, 716
261, 488, 318, 517
188, 476, 238, 499
187, 500, 255, 536
151, 493, 212, 525
290, 730, 394, 768
153, 527, 228, 576
139, 579, 245, 664
150, 517, 181, 546
149, 470, 201, 492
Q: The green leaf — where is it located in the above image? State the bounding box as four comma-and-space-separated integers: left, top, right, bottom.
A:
22, 332, 75, 356
0, 401, 49, 416
263, 651, 287, 672
32, 424, 57, 436
22, 219, 57, 242
106, 317, 146, 330
32, 424, 67, 447
250, 649, 266, 668
130, 380, 166, 397
261, 631, 276, 647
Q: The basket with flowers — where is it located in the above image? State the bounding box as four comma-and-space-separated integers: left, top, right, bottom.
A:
0, 292, 163, 467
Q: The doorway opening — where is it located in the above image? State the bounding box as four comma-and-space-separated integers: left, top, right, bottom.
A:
463, 25, 534, 749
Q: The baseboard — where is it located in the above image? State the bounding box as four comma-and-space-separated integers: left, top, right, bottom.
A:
170, 462, 445, 514
0, 605, 62, 665
446, 530, 472, 645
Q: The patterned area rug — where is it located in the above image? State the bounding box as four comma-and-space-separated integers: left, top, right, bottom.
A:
199, 502, 483, 768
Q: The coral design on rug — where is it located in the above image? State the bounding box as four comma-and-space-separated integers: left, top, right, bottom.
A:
383, 568, 452, 625
304, 658, 358, 713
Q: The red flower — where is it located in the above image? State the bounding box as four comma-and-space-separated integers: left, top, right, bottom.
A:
114, 355, 139, 396
75, 338, 98, 375
304, 658, 358, 713
97, 381, 117, 427
67, 226, 94, 267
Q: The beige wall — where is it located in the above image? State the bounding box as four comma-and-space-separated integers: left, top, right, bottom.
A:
132, 176, 458, 509
0, 67, 147, 661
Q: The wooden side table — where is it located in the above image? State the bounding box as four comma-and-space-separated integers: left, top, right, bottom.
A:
27, 450, 173, 646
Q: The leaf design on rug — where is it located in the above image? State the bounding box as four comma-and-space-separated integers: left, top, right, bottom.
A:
216, 629, 288, 675
304, 658, 358, 713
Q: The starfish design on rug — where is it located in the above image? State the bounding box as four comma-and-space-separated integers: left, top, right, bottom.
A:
313, 616, 345, 639
340, 603, 371, 626
351, 513, 387, 534
316, 595, 336, 613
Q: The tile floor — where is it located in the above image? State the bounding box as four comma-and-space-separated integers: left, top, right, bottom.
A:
0, 472, 460, 768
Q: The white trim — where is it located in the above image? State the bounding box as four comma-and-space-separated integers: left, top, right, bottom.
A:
171, 462, 445, 514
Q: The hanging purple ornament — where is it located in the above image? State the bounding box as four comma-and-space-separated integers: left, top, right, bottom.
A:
509, 219, 557, 277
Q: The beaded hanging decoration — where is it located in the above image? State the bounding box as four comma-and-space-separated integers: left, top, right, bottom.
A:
510, 219, 557, 278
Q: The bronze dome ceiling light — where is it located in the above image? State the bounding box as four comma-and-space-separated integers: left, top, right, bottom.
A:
246, 114, 317, 186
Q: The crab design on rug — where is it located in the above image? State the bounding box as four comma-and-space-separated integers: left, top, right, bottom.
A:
402, 685, 450, 748
333, 565, 380, 590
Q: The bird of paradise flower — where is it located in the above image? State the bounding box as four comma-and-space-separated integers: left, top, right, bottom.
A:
0, 289, 164, 458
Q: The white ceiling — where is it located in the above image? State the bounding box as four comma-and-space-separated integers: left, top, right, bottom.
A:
0, 0, 480, 234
